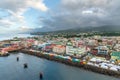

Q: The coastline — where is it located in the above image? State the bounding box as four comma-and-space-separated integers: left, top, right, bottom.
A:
1, 34, 120, 79
0, 34, 32, 41
20, 49, 120, 78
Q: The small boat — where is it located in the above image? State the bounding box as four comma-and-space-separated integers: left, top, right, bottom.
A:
17, 57, 19, 61
24, 63, 28, 68
39, 72, 43, 79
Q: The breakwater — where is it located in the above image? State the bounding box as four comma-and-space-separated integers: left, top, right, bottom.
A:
20, 49, 120, 78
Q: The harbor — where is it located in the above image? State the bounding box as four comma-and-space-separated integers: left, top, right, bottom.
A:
20, 49, 120, 78
0, 52, 119, 80
1, 0, 120, 80
1, 34, 120, 79
1, 47, 120, 78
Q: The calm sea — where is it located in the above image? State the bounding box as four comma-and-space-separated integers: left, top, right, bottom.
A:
0, 34, 32, 41
0, 53, 119, 80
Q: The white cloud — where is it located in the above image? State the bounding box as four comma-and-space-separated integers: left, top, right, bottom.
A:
0, 0, 48, 25
0, 0, 48, 13
82, 10, 93, 14
20, 26, 33, 31
27, 0, 48, 12
7, 10, 25, 23
0, 19, 15, 28
0, 0, 48, 33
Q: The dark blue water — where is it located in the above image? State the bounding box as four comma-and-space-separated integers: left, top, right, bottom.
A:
0, 53, 119, 80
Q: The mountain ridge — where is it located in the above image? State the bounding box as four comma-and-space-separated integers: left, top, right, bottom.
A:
31, 25, 120, 34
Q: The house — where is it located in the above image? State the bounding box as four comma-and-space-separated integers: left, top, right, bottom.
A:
52, 45, 66, 54
91, 49, 98, 55
91, 46, 109, 56
66, 46, 87, 56
97, 46, 109, 55
114, 44, 120, 51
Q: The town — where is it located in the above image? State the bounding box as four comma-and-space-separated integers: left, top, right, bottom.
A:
0, 33, 120, 77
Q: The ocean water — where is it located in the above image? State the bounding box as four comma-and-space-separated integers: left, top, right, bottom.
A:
0, 34, 32, 41
0, 53, 119, 80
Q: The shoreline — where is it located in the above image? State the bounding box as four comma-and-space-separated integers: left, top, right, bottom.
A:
20, 49, 120, 78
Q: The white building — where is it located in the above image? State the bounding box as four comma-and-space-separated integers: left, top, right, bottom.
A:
66, 46, 87, 56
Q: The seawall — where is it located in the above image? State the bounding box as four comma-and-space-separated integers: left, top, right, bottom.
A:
19, 49, 120, 78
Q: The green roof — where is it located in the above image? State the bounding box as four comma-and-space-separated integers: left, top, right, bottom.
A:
66, 42, 72, 46
111, 52, 120, 60
111, 52, 120, 56
54, 42, 63, 45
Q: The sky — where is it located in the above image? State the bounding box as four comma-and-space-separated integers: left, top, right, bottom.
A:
0, 0, 120, 34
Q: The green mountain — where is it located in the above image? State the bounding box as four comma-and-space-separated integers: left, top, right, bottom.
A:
31, 25, 120, 35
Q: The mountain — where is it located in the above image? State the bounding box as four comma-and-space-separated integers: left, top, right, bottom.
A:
31, 25, 120, 34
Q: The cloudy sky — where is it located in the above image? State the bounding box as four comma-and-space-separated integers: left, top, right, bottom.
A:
0, 0, 120, 34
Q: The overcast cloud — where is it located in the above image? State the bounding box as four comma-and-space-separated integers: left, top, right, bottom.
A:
39, 0, 120, 31
0, 0, 120, 33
